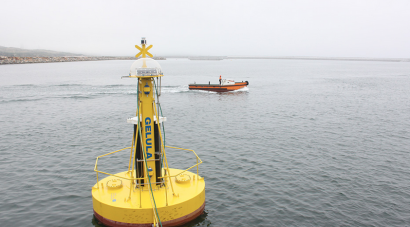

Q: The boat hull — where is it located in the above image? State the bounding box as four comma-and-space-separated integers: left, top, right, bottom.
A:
189, 81, 248, 92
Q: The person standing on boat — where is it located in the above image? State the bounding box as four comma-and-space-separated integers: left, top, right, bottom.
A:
219, 75, 222, 86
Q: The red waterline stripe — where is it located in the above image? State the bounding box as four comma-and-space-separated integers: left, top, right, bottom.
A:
94, 202, 205, 227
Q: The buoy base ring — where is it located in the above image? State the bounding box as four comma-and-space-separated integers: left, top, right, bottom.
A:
92, 169, 205, 226
94, 202, 205, 227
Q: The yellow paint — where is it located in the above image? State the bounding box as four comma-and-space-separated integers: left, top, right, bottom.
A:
92, 168, 205, 224
135, 44, 153, 58
139, 77, 157, 188
92, 38, 205, 226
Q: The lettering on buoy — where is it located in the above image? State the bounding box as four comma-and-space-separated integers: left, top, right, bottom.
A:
145, 117, 153, 159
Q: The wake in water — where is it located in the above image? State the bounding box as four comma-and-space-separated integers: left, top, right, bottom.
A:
1, 83, 250, 103
160, 85, 189, 93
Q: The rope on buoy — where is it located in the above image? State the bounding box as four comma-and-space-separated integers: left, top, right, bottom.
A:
137, 82, 163, 227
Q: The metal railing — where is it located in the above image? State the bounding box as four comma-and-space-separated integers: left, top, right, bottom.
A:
93, 145, 202, 189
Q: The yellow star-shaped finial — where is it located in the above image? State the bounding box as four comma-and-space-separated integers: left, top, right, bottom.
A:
135, 43, 153, 58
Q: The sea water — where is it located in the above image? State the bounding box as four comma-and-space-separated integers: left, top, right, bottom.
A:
1, 59, 410, 226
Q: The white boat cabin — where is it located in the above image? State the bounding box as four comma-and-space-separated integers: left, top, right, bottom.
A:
221, 79, 235, 85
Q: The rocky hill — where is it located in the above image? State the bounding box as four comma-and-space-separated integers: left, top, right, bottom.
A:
0, 46, 84, 57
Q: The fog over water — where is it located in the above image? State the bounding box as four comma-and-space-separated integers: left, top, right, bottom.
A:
1, 0, 410, 58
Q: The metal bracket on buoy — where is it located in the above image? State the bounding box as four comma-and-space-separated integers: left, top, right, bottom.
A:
135, 37, 153, 58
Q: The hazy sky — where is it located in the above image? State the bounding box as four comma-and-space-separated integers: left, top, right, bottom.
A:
1, 0, 409, 58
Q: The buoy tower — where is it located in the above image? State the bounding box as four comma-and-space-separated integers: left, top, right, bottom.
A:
92, 37, 205, 227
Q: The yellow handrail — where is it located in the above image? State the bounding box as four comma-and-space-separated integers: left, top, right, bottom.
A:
158, 146, 203, 178
94, 146, 203, 186
94, 147, 145, 189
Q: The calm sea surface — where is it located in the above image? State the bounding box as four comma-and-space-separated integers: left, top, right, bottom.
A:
1, 59, 410, 226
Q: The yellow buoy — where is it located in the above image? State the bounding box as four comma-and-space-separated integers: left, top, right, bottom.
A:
92, 37, 205, 227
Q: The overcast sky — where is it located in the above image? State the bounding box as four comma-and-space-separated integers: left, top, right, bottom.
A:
1, 0, 409, 58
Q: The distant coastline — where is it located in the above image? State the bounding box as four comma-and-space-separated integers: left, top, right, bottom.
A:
2, 55, 409, 65
1, 46, 409, 64
225, 56, 410, 62
0, 56, 166, 64
0, 45, 166, 64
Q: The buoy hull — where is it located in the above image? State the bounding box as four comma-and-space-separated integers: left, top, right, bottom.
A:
92, 169, 205, 226
94, 202, 205, 227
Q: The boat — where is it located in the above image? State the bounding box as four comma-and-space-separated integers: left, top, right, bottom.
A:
189, 79, 249, 92
92, 38, 205, 227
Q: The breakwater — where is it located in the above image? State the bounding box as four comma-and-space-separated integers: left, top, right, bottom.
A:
226, 56, 410, 62
2, 55, 409, 65
0, 56, 166, 64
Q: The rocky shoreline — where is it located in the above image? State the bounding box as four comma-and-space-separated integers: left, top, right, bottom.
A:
0, 56, 166, 64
